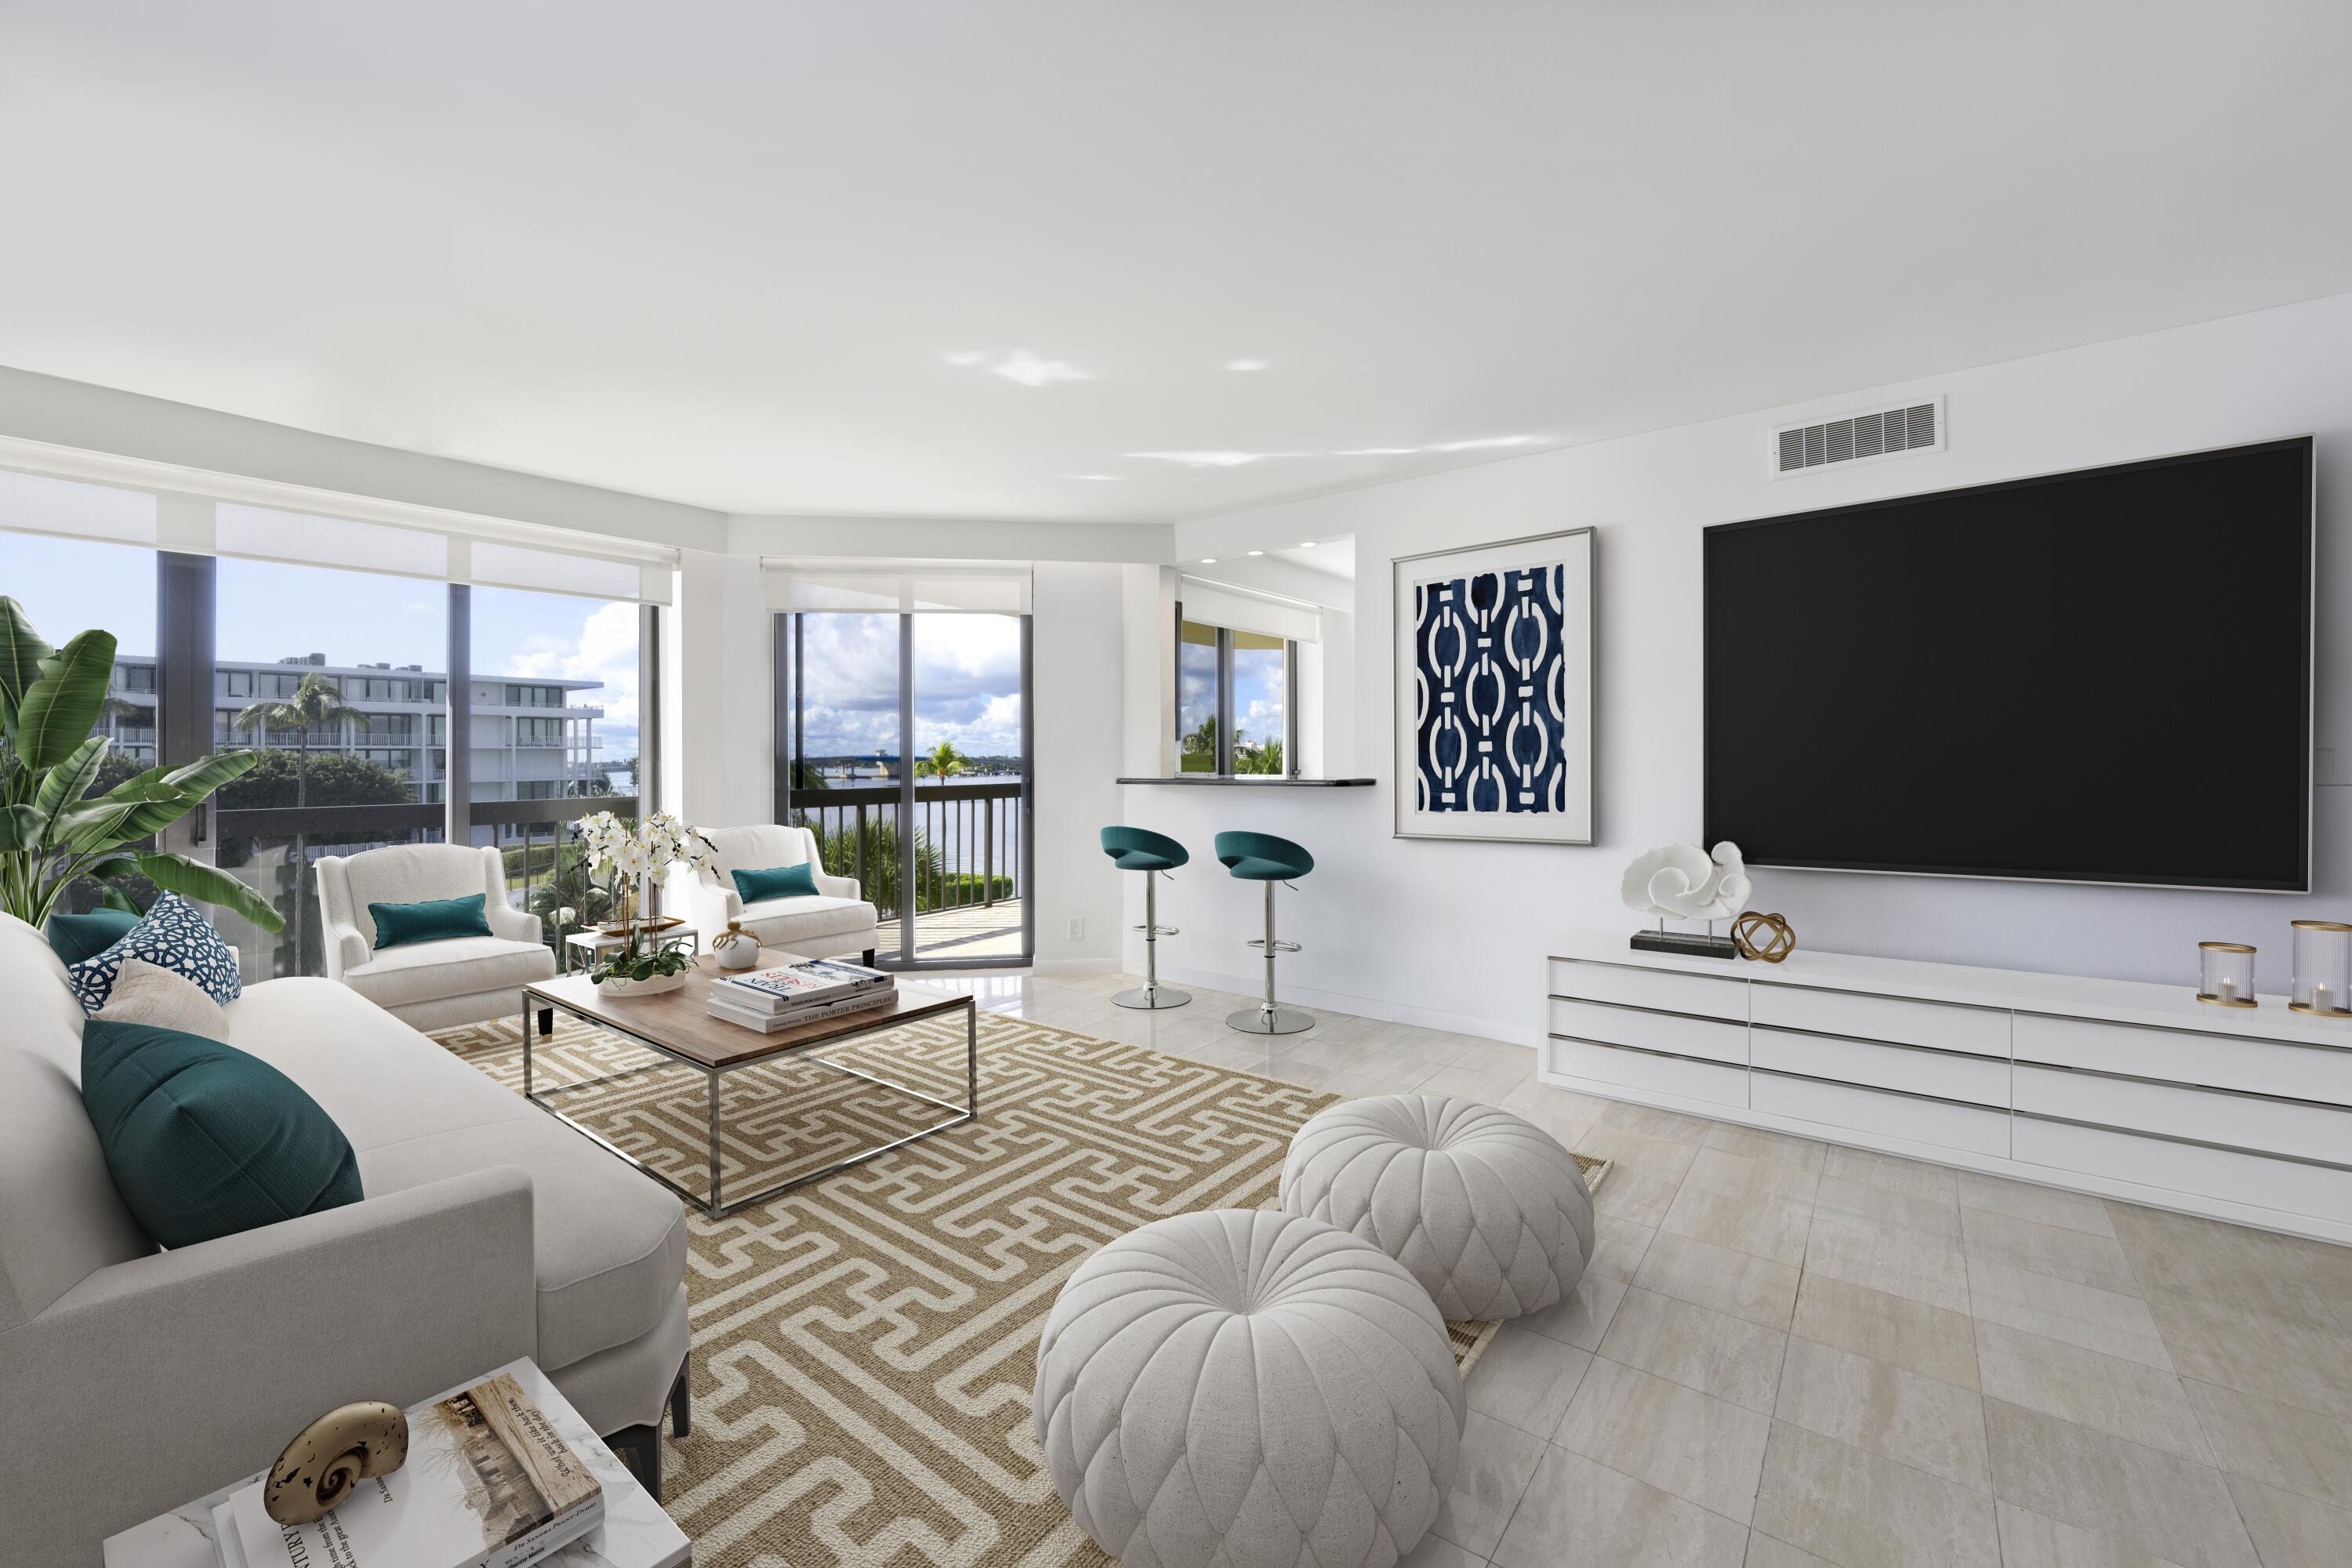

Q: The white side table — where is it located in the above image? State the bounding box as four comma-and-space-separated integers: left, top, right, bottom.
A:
103, 1358, 688, 1568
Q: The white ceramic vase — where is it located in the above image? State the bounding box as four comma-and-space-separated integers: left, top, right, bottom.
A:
600, 970, 686, 1000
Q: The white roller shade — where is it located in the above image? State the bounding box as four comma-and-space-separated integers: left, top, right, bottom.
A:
0, 468, 154, 543
1178, 575, 1320, 644
765, 560, 1033, 614
0, 466, 677, 604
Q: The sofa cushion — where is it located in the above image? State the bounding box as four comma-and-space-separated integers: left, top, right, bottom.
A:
221, 978, 688, 1370
342, 935, 556, 1011
93, 957, 230, 1040
370, 892, 495, 949
81, 1019, 364, 1249
702, 823, 811, 884
67, 892, 243, 1013
46, 906, 140, 965
741, 895, 879, 945
733, 862, 822, 903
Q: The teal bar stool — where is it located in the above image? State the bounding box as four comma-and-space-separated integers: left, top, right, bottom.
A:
1101, 826, 1191, 1010
1214, 830, 1315, 1035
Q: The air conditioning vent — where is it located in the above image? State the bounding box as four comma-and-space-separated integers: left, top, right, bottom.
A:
1774, 398, 1942, 476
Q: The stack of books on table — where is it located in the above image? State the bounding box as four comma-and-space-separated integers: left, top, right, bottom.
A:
212, 1370, 601, 1568
710, 956, 897, 1033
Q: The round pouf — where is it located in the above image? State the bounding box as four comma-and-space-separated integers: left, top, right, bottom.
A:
1280, 1094, 1595, 1321
1034, 1208, 1465, 1568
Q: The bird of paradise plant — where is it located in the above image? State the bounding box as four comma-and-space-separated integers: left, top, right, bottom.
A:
0, 597, 285, 931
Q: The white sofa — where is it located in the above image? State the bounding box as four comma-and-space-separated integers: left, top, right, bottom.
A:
676, 822, 880, 962
317, 843, 558, 1031
0, 910, 690, 1564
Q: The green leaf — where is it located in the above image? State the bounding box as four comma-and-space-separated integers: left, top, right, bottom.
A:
161, 749, 260, 797
14, 628, 118, 771
0, 597, 54, 715
53, 779, 196, 851
0, 802, 42, 852
98, 882, 143, 915
32, 734, 111, 829
129, 850, 285, 931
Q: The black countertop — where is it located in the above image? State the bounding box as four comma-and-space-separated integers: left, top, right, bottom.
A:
1116, 776, 1377, 788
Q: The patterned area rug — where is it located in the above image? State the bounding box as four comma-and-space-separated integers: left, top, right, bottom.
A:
434, 1009, 1605, 1568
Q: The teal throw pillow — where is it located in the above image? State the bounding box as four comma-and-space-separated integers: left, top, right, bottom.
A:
734, 862, 821, 903
47, 907, 142, 966
368, 892, 493, 949
80, 1020, 363, 1249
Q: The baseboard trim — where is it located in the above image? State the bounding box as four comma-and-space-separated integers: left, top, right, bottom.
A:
1150, 962, 1542, 1051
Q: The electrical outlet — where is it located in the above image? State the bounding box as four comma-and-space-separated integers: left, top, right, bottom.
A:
1067, 917, 1084, 942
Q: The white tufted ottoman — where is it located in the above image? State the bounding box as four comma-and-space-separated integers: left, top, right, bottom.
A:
1280, 1094, 1595, 1321
1033, 1208, 1465, 1568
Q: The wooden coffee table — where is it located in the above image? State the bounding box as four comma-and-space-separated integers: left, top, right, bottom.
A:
523, 949, 977, 1218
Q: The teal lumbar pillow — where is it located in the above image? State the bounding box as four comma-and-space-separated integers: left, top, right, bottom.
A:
80, 1019, 363, 1249
733, 862, 821, 903
47, 906, 142, 966
368, 892, 493, 949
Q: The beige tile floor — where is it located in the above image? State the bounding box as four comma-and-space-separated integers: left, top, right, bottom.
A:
919, 967, 2352, 1568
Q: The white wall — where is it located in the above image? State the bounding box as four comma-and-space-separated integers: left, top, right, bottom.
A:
666, 548, 776, 831
1029, 561, 1129, 969
1131, 292, 2352, 1040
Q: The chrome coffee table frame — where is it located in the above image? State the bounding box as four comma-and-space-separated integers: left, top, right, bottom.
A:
521, 975, 978, 1220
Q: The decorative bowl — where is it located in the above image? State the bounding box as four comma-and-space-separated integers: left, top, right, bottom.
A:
598, 971, 686, 999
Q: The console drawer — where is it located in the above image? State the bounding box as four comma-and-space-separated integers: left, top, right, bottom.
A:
1548, 1036, 1748, 1107
2013, 1114, 2352, 1226
1548, 998, 1748, 1065
2013, 1013, 2352, 1105
2013, 1063, 2352, 1167
1750, 983, 2009, 1058
1549, 959, 1747, 1022
1752, 1026, 2008, 1108
1751, 1069, 2009, 1156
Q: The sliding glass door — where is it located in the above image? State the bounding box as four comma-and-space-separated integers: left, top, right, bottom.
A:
779, 609, 1033, 969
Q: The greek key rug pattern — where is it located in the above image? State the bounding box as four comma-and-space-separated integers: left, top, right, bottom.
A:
434, 1011, 1601, 1568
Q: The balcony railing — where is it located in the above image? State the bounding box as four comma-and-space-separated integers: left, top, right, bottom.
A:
788, 780, 1023, 926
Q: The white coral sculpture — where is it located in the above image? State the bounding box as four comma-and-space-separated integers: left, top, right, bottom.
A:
1621, 841, 1751, 923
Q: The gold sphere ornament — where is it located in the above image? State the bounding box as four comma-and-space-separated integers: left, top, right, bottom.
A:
1731, 911, 1796, 964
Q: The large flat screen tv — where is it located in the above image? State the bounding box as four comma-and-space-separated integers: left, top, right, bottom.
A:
1703, 437, 2314, 892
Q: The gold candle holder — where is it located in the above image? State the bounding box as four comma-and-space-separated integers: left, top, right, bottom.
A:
2196, 942, 2258, 1008
2288, 920, 2352, 1017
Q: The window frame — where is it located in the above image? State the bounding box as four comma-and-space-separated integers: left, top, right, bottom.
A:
1173, 601, 1298, 779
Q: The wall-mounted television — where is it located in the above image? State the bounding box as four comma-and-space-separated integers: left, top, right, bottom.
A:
1702, 437, 2314, 892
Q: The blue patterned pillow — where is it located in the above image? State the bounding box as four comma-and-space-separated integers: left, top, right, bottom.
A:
67, 893, 244, 1014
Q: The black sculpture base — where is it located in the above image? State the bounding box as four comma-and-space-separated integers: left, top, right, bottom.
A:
1630, 929, 1740, 960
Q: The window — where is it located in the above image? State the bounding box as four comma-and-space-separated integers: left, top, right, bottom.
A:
1174, 611, 1296, 777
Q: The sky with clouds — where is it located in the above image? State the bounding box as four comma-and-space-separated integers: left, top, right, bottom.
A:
796, 612, 1023, 760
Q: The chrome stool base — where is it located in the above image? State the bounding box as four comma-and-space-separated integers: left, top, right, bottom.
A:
1114, 982, 1192, 1010
1226, 1003, 1316, 1036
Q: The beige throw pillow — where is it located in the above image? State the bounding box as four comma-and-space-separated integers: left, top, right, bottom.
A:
93, 956, 231, 1041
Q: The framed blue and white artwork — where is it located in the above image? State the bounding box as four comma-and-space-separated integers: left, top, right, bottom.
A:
1393, 528, 1595, 844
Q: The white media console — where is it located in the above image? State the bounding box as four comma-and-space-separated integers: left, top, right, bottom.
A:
1544, 929, 2352, 1245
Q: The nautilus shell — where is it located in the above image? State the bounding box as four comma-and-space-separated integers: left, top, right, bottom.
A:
264, 1401, 410, 1525
1621, 841, 1751, 922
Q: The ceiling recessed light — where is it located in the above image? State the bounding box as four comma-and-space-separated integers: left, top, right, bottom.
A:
1061, 474, 1123, 481
1428, 435, 1544, 452
1200, 557, 1218, 564
1225, 358, 1270, 372
1336, 447, 1417, 456
1297, 541, 1317, 549
1128, 451, 1268, 468
1247, 550, 1265, 556
992, 350, 1093, 387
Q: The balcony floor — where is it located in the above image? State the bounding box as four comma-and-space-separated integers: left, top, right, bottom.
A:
876, 897, 1027, 961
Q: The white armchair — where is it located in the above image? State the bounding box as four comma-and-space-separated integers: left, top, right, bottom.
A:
316, 843, 558, 1030
675, 823, 880, 963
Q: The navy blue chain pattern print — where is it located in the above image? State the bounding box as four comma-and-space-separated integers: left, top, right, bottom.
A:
1414, 563, 1568, 814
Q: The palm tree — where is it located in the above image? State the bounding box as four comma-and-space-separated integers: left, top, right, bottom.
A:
233, 672, 368, 808
914, 739, 968, 780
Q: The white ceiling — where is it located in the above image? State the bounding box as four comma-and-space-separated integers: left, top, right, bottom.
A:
5, 2, 2351, 525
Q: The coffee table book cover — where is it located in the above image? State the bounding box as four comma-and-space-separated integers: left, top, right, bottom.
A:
213, 1373, 602, 1568
717, 956, 893, 1013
